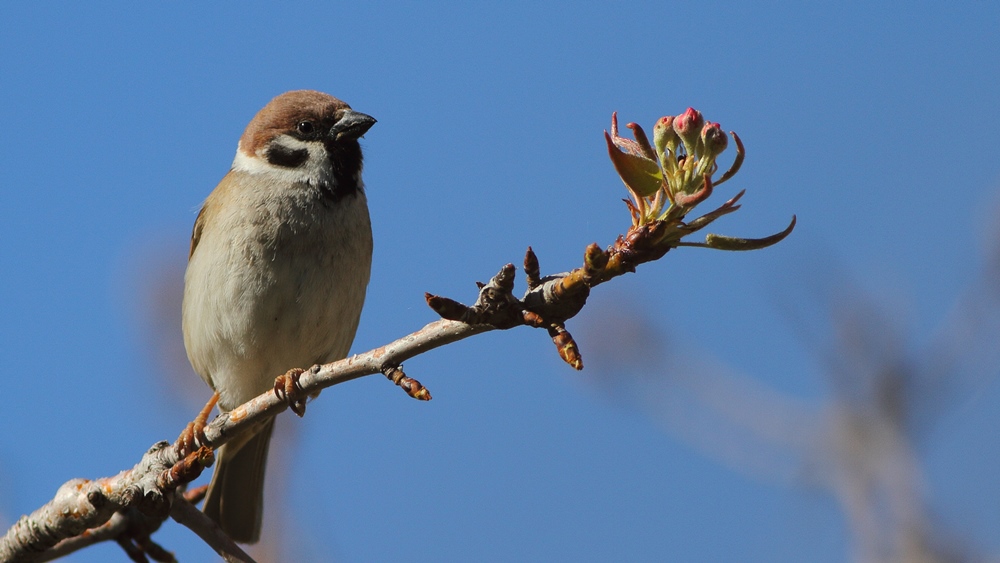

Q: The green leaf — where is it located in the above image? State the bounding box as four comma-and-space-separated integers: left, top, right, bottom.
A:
605, 132, 663, 198
704, 215, 797, 251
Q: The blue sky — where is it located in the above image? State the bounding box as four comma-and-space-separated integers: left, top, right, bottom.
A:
2, 2, 999, 561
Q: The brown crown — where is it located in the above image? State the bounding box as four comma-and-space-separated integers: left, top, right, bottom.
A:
239, 90, 352, 155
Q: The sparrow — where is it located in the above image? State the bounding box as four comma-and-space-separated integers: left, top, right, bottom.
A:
182, 90, 375, 543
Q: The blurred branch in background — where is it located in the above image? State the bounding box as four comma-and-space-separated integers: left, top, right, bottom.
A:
577, 219, 1000, 563
578, 301, 820, 484
131, 237, 205, 411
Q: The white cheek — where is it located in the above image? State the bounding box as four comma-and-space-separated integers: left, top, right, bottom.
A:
231, 135, 333, 185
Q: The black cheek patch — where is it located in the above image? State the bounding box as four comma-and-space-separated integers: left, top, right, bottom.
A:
266, 144, 309, 168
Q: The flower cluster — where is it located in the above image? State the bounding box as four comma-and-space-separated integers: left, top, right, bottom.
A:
605, 108, 743, 226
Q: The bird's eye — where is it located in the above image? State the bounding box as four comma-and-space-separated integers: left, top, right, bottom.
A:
296, 121, 315, 135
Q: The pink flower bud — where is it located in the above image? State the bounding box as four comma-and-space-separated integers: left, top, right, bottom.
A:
672, 107, 704, 147
700, 122, 728, 157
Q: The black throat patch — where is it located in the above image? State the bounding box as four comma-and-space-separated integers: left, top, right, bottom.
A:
318, 138, 365, 203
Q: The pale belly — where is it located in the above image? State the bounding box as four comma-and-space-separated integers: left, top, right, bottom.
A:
182, 190, 372, 411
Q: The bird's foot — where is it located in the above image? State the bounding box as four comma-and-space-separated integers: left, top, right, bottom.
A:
274, 368, 308, 417
175, 391, 219, 455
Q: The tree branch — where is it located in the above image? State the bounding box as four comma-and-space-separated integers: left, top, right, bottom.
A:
0, 109, 794, 562
169, 497, 256, 563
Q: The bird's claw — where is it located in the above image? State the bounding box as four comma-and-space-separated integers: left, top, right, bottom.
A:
175, 392, 219, 456
274, 368, 308, 417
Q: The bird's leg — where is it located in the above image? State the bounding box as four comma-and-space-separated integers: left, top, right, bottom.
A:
274, 368, 308, 417
175, 391, 219, 455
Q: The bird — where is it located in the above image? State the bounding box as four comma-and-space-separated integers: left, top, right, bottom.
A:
181, 90, 376, 543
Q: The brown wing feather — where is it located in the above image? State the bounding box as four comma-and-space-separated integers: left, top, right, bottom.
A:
189, 204, 208, 260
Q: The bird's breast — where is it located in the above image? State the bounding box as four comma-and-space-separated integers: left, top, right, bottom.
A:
182, 173, 373, 409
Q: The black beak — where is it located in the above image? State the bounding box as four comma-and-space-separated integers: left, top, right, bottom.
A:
329, 109, 376, 141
